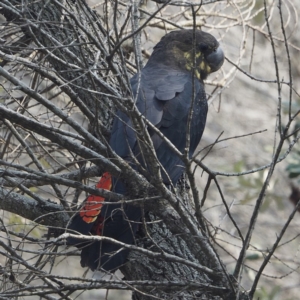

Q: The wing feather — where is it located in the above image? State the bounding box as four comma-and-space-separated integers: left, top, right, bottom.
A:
110, 64, 207, 184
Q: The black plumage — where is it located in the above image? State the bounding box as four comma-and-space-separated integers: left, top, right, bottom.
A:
68, 29, 224, 271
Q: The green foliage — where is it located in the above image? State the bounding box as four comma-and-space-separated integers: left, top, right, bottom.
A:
286, 151, 300, 179
254, 285, 295, 300
283, 98, 300, 179
252, 0, 266, 25
229, 161, 283, 211
8, 213, 43, 238
245, 253, 261, 261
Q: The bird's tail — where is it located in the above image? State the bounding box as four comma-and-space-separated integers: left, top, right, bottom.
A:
67, 172, 111, 245
67, 173, 141, 271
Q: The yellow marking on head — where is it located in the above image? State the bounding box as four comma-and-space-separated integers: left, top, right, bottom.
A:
195, 52, 201, 59
200, 61, 206, 71
184, 52, 191, 59
185, 64, 192, 71
183, 50, 210, 78
184, 51, 202, 60
184, 65, 201, 79
199, 61, 212, 74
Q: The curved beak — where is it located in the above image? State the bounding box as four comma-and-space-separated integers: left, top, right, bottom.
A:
207, 45, 224, 73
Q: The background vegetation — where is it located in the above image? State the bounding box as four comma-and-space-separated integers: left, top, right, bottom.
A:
0, 0, 299, 299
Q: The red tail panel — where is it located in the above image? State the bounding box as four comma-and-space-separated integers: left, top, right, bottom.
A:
67, 171, 142, 271
79, 172, 112, 223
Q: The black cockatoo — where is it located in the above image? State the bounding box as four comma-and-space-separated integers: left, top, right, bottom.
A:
67, 29, 224, 271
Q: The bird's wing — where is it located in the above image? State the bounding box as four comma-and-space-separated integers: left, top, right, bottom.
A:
110, 65, 207, 184
109, 66, 190, 158
150, 74, 208, 184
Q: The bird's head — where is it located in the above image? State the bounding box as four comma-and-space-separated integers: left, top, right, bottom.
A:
148, 30, 224, 80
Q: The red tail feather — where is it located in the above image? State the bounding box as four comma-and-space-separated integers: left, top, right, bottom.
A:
79, 172, 112, 224
67, 171, 141, 271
